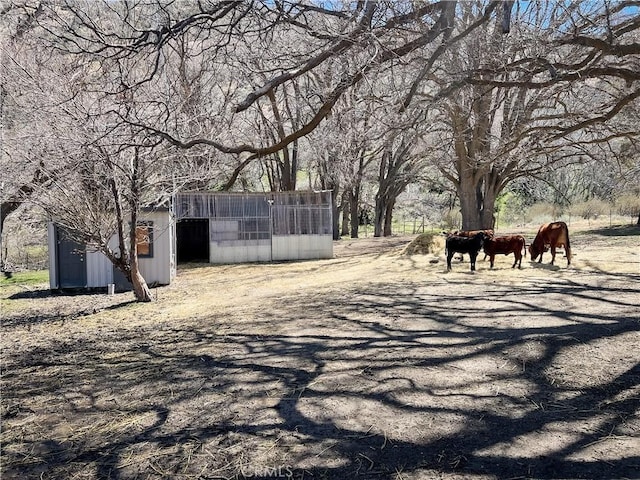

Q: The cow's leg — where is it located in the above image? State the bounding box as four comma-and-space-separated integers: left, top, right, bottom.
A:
513, 252, 521, 269
550, 246, 556, 265
447, 251, 454, 271
470, 252, 478, 271
490, 255, 495, 268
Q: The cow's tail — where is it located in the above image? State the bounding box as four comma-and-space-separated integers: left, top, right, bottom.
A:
523, 238, 527, 258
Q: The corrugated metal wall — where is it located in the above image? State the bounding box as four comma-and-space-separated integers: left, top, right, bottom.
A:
175, 191, 333, 263
138, 210, 173, 285
86, 249, 113, 287
49, 208, 175, 290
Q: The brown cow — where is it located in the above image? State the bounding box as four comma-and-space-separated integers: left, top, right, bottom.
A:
529, 222, 572, 266
449, 229, 494, 239
483, 235, 526, 269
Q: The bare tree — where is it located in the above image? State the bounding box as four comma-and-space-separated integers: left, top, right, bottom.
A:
36, 1, 497, 154
40, 139, 162, 302
2, 2, 185, 301
1, 1, 54, 238
305, 70, 381, 239
412, 1, 639, 229
372, 126, 429, 237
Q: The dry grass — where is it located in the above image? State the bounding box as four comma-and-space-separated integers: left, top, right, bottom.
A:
1, 220, 639, 480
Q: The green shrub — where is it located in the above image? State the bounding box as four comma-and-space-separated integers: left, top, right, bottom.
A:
498, 192, 530, 226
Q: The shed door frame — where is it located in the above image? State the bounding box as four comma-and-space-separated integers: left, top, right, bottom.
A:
55, 226, 87, 288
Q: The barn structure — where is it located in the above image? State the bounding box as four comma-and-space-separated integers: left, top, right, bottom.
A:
48, 207, 176, 291
175, 190, 333, 263
48, 190, 333, 290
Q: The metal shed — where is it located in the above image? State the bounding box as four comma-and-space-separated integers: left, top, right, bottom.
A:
175, 191, 333, 264
48, 208, 176, 290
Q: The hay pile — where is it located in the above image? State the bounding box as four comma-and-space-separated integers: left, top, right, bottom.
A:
402, 233, 445, 255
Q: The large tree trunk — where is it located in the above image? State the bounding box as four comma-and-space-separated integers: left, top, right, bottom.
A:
450, 84, 500, 230
330, 186, 340, 240
373, 195, 385, 237
458, 177, 499, 230
481, 181, 497, 229
128, 148, 152, 302
127, 216, 151, 302
383, 200, 395, 237
349, 189, 360, 238
130, 255, 152, 302
340, 206, 349, 237
458, 184, 483, 230
340, 191, 350, 237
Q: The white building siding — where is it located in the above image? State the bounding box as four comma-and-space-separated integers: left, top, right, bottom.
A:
210, 240, 271, 264
138, 210, 173, 285
272, 235, 333, 261
86, 249, 113, 287
47, 223, 57, 288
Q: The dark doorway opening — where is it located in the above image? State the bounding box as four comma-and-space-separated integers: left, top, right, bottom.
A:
177, 219, 210, 263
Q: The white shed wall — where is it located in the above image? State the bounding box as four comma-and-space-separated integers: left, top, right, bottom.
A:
210, 240, 271, 264
138, 210, 174, 285
86, 249, 113, 287
272, 235, 333, 261
49, 209, 175, 290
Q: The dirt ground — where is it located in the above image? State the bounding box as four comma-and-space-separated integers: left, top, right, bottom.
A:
1, 222, 639, 480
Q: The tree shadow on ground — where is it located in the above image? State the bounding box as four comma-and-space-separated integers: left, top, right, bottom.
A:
8, 287, 118, 300
528, 260, 564, 271
582, 224, 640, 237
2, 273, 639, 479
2, 289, 136, 329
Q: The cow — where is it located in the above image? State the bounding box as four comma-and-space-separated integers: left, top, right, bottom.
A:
443, 229, 494, 262
446, 232, 490, 272
450, 229, 495, 239
529, 221, 572, 266
483, 235, 526, 269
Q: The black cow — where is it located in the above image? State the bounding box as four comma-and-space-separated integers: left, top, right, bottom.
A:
446, 232, 489, 272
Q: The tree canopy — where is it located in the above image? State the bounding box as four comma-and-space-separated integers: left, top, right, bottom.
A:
1, 0, 639, 296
